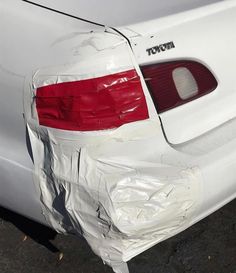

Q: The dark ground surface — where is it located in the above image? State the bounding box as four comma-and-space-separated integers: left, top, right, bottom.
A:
0, 199, 236, 273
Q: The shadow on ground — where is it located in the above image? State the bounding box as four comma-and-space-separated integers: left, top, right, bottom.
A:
0, 207, 58, 253
0, 200, 236, 273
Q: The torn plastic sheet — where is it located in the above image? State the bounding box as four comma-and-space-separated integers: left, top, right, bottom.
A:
24, 37, 200, 272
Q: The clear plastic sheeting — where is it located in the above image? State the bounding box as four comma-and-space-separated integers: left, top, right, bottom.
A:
24, 35, 200, 273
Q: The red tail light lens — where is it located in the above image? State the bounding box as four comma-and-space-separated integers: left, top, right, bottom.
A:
141, 60, 218, 113
35, 69, 149, 131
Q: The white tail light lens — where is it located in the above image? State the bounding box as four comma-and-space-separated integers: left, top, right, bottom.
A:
172, 67, 198, 100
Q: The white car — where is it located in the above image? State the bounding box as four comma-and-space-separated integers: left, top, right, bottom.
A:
1, 0, 236, 272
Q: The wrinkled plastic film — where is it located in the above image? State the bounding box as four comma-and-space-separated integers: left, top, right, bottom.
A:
35, 69, 149, 131
24, 37, 200, 272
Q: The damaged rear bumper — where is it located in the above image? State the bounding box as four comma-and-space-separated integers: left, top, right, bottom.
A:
23, 27, 215, 271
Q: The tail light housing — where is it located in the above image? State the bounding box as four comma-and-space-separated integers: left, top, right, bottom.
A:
35, 69, 149, 131
141, 60, 218, 113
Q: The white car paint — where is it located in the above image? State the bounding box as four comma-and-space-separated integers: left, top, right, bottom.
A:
1, 0, 236, 272
0, 0, 104, 225
28, 0, 223, 26
125, 0, 236, 144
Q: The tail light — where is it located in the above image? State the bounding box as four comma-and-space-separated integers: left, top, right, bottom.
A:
35, 69, 149, 131
141, 60, 218, 113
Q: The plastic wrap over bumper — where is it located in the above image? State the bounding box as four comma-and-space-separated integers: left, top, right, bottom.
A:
78, 140, 200, 262
24, 32, 201, 272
